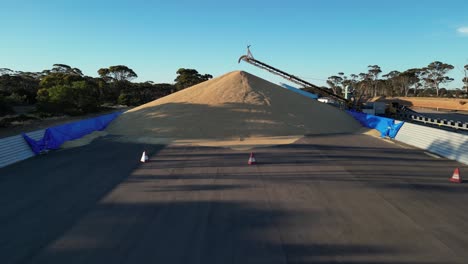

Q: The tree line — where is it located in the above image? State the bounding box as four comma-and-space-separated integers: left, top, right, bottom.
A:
0, 64, 212, 116
324, 61, 468, 99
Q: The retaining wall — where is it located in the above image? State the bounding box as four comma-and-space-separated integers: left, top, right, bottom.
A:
2, 117, 468, 169
0, 129, 45, 168
395, 122, 468, 165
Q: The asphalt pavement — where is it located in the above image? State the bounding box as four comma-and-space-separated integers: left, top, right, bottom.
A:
1, 134, 468, 264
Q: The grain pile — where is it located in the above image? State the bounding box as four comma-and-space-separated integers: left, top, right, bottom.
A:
106, 71, 361, 147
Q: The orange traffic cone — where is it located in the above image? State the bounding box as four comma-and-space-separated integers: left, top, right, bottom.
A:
450, 168, 462, 183
248, 152, 257, 165
140, 151, 149, 163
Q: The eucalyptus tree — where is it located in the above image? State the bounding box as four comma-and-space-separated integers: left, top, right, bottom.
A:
0, 68, 41, 104
463, 64, 468, 93
0, 68, 14, 76
50, 64, 83, 76
98, 65, 138, 82
326, 75, 344, 95
354, 72, 371, 98
367, 65, 382, 97
382, 70, 401, 96
174, 68, 212, 91
399, 69, 420, 97
421, 61, 454, 96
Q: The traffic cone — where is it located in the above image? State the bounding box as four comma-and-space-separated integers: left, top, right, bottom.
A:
140, 151, 149, 163
450, 168, 462, 183
248, 152, 257, 165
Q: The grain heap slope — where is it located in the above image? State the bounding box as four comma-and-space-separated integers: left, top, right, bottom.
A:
106, 71, 361, 145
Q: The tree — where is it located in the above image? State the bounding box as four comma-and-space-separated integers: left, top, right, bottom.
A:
357, 73, 371, 96
367, 65, 382, 97
382, 71, 401, 96
326, 75, 344, 95
49, 64, 83, 76
0, 68, 14, 76
421, 61, 454, 96
98, 65, 138, 82
341, 73, 355, 90
0, 73, 40, 104
117, 82, 174, 106
327, 72, 359, 96
410, 68, 427, 96
97, 65, 138, 103
174, 68, 212, 90
40, 72, 83, 89
37, 65, 99, 114
463, 64, 468, 93
399, 69, 420, 97
0, 95, 14, 116
37, 80, 100, 115
39, 64, 85, 90
383, 69, 420, 97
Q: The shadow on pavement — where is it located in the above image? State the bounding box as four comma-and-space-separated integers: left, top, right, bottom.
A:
1, 133, 467, 263
0, 137, 165, 264
27, 201, 411, 264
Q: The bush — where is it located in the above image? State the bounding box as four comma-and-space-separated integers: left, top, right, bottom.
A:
118, 91, 141, 106
71, 81, 100, 113
117, 92, 131, 106
0, 95, 14, 116
5, 93, 28, 105
36, 81, 100, 115
37, 86, 70, 114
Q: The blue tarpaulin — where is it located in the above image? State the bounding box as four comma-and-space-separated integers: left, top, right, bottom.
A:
347, 110, 404, 139
23, 112, 121, 154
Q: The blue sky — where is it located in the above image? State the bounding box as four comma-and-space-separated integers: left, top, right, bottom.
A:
1, 0, 467, 89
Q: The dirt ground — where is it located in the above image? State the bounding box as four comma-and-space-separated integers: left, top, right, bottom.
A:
374, 97, 468, 111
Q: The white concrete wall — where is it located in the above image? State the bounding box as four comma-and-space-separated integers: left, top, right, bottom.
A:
395, 122, 468, 165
